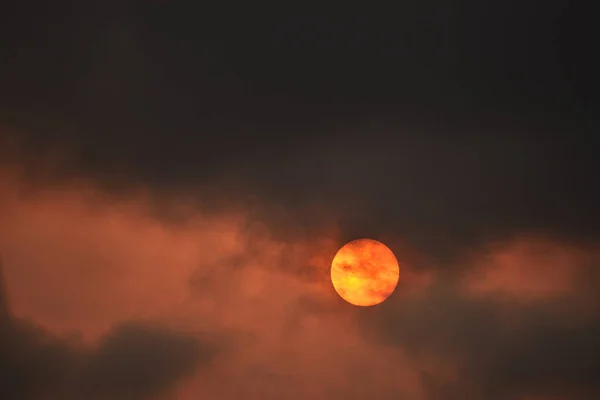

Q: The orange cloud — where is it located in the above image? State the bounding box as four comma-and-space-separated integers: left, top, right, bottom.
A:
463, 235, 595, 302
3, 165, 598, 399
0, 171, 251, 340
0, 168, 430, 398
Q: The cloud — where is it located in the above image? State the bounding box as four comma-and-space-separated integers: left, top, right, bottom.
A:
1, 165, 600, 399
0, 271, 217, 400
1, 321, 213, 400
362, 238, 600, 399
0, 313, 78, 399
463, 236, 596, 302
1, 4, 599, 399
75, 322, 213, 400
0, 167, 425, 399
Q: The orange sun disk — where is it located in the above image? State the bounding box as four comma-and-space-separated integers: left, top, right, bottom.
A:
330, 238, 400, 306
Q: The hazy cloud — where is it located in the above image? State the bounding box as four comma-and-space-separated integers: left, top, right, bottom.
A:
0, 4, 597, 396
0, 293, 217, 400
2, 167, 599, 399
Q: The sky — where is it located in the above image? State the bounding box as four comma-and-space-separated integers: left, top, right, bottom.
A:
1, 1, 599, 399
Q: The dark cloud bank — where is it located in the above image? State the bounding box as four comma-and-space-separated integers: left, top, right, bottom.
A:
362, 283, 600, 400
0, 259, 216, 400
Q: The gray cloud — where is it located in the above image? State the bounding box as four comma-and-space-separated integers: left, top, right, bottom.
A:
0, 261, 218, 400
0, 316, 78, 399
75, 323, 214, 400
362, 279, 600, 399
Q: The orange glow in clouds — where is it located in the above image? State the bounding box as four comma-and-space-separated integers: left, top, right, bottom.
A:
330, 239, 400, 306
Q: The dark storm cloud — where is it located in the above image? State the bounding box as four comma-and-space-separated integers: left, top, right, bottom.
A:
2, 0, 599, 261
0, 260, 217, 400
362, 278, 600, 399
1, 1, 595, 183
76, 323, 214, 399
0, 305, 78, 399
260, 132, 600, 263
4, 123, 599, 266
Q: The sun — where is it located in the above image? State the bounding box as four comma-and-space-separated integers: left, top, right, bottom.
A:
330, 238, 400, 306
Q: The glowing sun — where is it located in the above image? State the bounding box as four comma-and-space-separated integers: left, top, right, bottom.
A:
330, 238, 400, 306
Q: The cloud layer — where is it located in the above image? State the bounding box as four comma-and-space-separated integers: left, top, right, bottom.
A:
1, 165, 599, 399
1, 2, 598, 398
1, 298, 213, 400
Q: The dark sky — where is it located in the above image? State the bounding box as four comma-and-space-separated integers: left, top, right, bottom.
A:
1, 1, 599, 399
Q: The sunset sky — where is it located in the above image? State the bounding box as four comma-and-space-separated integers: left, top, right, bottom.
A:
1, 2, 598, 399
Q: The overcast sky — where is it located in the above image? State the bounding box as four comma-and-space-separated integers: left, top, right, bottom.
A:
1, 1, 599, 399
